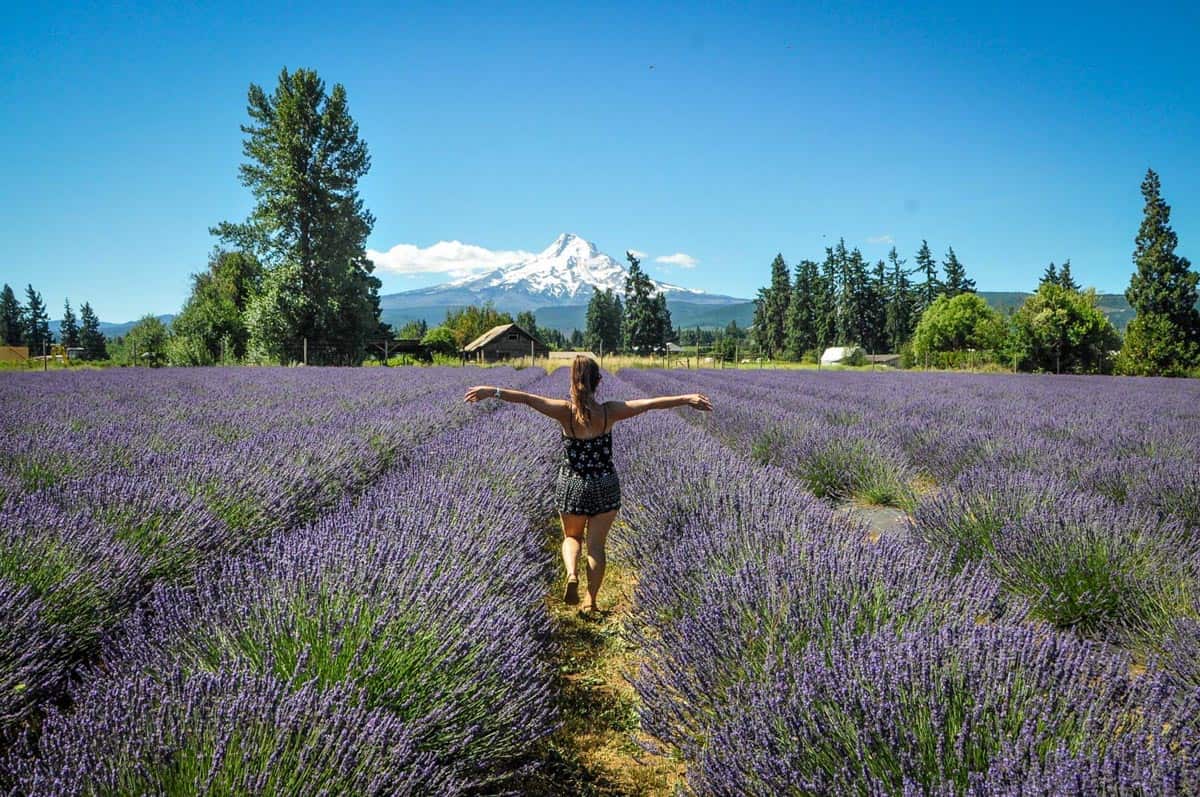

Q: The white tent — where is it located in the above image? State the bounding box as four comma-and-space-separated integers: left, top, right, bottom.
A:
820, 346, 866, 365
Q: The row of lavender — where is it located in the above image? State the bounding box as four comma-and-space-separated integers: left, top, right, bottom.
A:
608, 370, 1200, 793
3, 370, 567, 793
621, 369, 1200, 657
0, 367, 545, 748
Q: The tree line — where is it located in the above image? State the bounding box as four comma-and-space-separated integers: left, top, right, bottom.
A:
750, 239, 975, 361
579, 252, 674, 355
746, 168, 1199, 377
0, 284, 109, 361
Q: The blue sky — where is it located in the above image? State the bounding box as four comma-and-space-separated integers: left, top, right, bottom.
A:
2, 0, 1197, 322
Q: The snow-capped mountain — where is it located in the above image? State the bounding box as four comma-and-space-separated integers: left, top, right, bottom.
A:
447, 233, 707, 301
380, 233, 745, 316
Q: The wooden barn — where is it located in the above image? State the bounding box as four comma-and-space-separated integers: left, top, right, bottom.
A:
0, 346, 29, 363
462, 323, 549, 363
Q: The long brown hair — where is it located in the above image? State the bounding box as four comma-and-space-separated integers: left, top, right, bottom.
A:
569, 355, 601, 430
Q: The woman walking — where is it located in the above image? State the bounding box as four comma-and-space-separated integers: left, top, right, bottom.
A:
464, 355, 712, 614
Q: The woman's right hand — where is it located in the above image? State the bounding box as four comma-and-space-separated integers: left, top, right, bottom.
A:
686, 393, 713, 411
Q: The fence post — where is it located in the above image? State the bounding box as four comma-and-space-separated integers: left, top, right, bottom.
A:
303, 338, 308, 366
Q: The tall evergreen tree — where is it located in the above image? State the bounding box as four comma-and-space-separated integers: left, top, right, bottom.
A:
515, 310, 541, 341
212, 67, 380, 365
914, 239, 942, 314
1040, 262, 1060, 287
79, 302, 108, 360
0, 284, 24, 346
651, 293, 673, 350
751, 285, 769, 355
815, 247, 838, 349
866, 259, 888, 352
1119, 168, 1200, 374
585, 288, 623, 354
1126, 169, 1198, 327
784, 259, 821, 357
1057, 259, 1079, 292
60, 299, 80, 349
941, 246, 975, 296
623, 251, 661, 353
884, 247, 917, 352
762, 253, 791, 357
835, 241, 872, 345
23, 285, 52, 354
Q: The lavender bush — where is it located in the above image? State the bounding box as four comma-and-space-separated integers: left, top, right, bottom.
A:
6, 665, 459, 796
697, 622, 1200, 795
0, 366, 545, 744
5, 371, 567, 792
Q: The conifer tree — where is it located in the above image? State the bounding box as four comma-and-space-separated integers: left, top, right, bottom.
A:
23, 285, 52, 354
914, 239, 942, 313
884, 247, 917, 352
1040, 262, 1060, 287
60, 299, 80, 348
1058, 259, 1079, 292
866, 258, 888, 352
79, 302, 108, 360
763, 253, 791, 357
816, 247, 839, 350
213, 67, 380, 364
0, 284, 24, 346
1118, 168, 1200, 374
622, 251, 661, 353
785, 259, 822, 357
941, 246, 975, 296
834, 241, 872, 345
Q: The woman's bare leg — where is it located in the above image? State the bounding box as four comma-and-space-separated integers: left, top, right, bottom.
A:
582, 510, 618, 610
560, 513, 586, 603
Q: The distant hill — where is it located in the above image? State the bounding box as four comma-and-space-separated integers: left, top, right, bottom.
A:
978, 292, 1137, 330
379, 233, 748, 332
49, 315, 175, 339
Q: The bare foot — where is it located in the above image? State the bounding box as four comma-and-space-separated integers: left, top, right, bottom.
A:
563, 576, 579, 606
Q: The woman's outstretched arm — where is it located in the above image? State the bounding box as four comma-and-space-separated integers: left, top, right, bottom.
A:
464, 385, 571, 422
607, 393, 713, 421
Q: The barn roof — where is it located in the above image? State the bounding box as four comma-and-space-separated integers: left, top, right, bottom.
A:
462, 323, 541, 352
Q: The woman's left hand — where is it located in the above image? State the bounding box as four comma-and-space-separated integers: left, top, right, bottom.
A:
464, 385, 493, 403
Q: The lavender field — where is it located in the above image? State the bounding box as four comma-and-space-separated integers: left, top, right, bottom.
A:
2, 366, 1200, 794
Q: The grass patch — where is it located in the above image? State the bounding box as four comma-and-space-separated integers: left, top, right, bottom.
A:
522, 520, 685, 796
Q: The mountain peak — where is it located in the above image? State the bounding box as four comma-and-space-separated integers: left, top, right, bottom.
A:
428, 234, 717, 308
541, 232, 597, 259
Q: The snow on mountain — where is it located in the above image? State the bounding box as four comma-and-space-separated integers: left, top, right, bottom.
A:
446, 232, 704, 300
382, 233, 739, 315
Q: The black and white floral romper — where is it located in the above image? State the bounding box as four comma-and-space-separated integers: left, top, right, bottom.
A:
555, 403, 621, 516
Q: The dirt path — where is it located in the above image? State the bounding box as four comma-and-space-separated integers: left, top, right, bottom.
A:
522, 521, 684, 796
836, 501, 912, 542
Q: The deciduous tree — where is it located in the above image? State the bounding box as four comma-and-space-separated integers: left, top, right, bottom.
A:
1009, 283, 1120, 374
911, 293, 1006, 366
125, 315, 171, 366
172, 249, 263, 364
